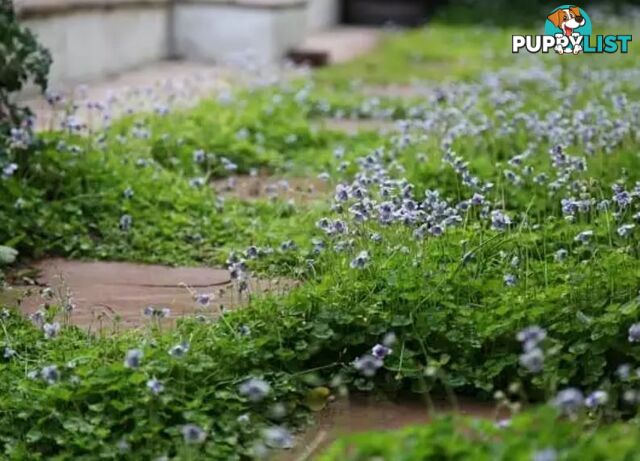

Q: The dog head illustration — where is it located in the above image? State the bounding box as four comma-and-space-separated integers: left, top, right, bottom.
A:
547, 6, 586, 36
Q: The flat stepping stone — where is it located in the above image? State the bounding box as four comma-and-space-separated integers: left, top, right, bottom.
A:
212, 175, 330, 203
34, 258, 231, 287
315, 118, 397, 136
362, 84, 431, 98
285, 395, 498, 460
16, 258, 290, 330
290, 27, 381, 65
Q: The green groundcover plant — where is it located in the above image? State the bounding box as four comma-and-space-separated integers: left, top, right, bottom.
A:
320, 407, 640, 461
2, 8, 640, 461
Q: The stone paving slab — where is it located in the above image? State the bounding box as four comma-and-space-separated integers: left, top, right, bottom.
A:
212, 175, 330, 203
314, 118, 397, 136
16, 258, 291, 330
294, 27, 381, 64
285, 395, 499, 461
361, 84, 431, 98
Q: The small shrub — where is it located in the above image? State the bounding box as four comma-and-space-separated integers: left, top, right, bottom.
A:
0, 0, 51, 168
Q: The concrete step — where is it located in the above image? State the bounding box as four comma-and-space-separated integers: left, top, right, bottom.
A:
289, 26, 381, 66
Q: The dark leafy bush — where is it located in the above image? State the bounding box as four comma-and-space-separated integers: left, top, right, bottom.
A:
0, 0, 51, 162
0, 0, 51, 118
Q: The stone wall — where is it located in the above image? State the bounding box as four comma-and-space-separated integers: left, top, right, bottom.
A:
17, 0, 169, 87
173, 0, 307, 63
306, 0, 340, 31
14, 0, 341, 88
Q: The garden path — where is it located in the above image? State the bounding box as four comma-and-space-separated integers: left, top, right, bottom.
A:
313, 118, 397, 135
286, 395, 500, 461
14, 258, 292, 330
292, 26, 381, 65
24, 61, 235, 131
212, 174, 330, 203
24, 26, 383, 132
361, 83, 432, 98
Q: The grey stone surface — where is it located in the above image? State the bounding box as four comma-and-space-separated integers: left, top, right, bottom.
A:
173, 2, 307, 63
306, 0, 340, 32
25, 61, 233, 130
297, 26, 381, 64
23, 6, 170, 88
16, 0, 342, 87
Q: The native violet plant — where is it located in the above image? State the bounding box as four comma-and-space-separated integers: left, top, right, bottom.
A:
2, 10, 640, 458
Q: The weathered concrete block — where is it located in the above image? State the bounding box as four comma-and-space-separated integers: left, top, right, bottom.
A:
306, 0, 340, 32
173, 0, 307, 63
14, 0, 342, 88
19, 0, 169, 87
